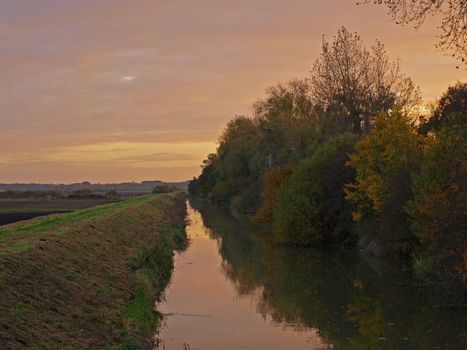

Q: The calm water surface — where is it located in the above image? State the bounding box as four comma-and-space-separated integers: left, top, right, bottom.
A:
155, 201, 465, 350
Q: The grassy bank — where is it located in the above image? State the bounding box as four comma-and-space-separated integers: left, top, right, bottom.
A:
0, 192, 188, 350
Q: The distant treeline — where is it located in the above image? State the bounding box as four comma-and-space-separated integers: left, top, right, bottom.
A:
0, 190, 63, 200
0, 180, 188, 193
0, 185, 181, 200
189, 27, 466, 301
152, 185, 179, 194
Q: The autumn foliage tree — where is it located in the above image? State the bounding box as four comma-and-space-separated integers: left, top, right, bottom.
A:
253, 164, 295, 225
408, 104, 466, 298
189, 25, 466, 299
345, 111, 422, 255
191, 81, 322, 214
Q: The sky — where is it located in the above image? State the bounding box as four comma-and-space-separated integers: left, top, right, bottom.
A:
0, 0, 464, 183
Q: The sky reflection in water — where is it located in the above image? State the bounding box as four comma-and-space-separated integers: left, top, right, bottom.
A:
156, 201, 465, 349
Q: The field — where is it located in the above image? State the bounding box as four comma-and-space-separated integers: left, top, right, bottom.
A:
0, 198, 121, 227
0, 198, 120, 214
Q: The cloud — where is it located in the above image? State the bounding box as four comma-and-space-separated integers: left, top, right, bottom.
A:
0, 141, 216, 182
0, 141, 215, 165
0, 0, 462, 182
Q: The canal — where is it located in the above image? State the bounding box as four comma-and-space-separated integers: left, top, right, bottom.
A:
155, 201, 465, 349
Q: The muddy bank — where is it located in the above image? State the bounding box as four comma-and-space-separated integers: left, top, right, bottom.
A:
0, 192, 187, 350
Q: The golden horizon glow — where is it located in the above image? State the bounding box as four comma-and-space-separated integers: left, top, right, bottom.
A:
0, 1, 464, 183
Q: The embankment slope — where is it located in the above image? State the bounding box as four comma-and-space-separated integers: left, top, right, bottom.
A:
0, 192, 187, 350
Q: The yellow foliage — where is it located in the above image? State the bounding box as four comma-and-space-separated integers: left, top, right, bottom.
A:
253, 164, 295, 224
346, 111, 421, 220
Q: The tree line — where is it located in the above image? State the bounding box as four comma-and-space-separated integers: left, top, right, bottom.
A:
189, 27, 466, 301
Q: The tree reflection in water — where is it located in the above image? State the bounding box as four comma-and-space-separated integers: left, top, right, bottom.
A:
191, 198, 466, 350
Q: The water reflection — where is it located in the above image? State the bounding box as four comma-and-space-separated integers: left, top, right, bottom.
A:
191, 199, 466, 350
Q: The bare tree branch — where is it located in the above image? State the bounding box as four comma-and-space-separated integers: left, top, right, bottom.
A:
359, 0, 467, 68
309, 27, 421, 133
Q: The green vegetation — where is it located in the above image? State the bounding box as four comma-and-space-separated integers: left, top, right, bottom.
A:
108, 231, 187, 350
189, 26, 466, 301
105, 190, 121, 200
67, 188, 104, 199
274, 134, 357, 245
0, 195, 152, 240
0, 192, 187, 349
345, 111, 422, 256
408, 108, 466, 297
253, 164, 295, 225
152, 185, 178, 194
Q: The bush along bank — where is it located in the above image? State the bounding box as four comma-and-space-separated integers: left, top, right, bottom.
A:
0, 192, 188, 350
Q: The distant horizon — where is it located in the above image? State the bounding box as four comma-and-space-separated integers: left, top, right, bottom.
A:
0, 179, 189, 186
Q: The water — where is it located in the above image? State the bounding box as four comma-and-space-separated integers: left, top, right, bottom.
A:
155, 201, 466, 350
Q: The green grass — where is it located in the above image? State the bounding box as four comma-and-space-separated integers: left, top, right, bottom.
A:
125, 290, 157, 334
103, 338, 145, 350
102, 222, 187, 350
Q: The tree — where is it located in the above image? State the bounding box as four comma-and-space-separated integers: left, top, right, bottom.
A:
253, 164, 295, 225
68, 189, 102, 199
191, 82, 324, 214
345, 111, 422, 255
419, 81, 467, 134
105, 190, 121, 199
216, 116, 258, 181
361, 0, 467, 67
191, 116, 263, 212
346, 112, 421, 216
192, 153, 219, 198
253, 80, 317, 167
273, 134, 357, 245
152, 185, 176, 194
309, 27, 421, 133
408, 99, 466, 300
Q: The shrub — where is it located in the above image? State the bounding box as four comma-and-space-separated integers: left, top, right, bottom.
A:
105, 190, 121, 199
253, 164, 295, 224
152, 185, 176, 194
68, 189, 103, 199
273, 133, 357, 245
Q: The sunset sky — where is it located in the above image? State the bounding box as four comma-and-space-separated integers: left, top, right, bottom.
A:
0, 0, 464, 183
